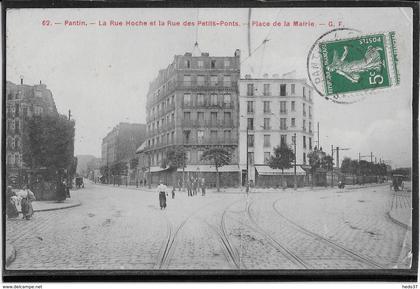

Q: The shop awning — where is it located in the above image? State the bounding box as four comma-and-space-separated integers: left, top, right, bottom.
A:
149, 166, 170, 173
177, 165, 240, 173
255, 165, 306, 176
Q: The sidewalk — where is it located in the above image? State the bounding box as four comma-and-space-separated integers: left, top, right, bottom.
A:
17, 198, 81, 213
388, 208, 412, 229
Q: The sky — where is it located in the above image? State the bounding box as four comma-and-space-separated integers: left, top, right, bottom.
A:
6, 7, 414, 168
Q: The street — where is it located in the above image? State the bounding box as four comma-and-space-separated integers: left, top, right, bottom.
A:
6, 182, 412, 270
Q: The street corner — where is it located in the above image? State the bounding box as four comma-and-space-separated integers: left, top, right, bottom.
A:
32, 198, 82, 212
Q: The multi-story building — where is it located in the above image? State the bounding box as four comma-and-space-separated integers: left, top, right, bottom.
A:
6, 80, 58, 185
238, 75, 314, 187
144, 50, 241, 186
101, 122, 147, 169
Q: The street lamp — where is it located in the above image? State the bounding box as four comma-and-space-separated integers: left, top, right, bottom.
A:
240, 114, 249, 194
293, 132, 297, 190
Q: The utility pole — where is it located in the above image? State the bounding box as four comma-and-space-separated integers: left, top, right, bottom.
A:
68, 109, 72, 120
317, 122, 320, 149
331, 145, 334, 187
370, 152, 373, 163
335, 146, 350, 169
246, 123, 249, 194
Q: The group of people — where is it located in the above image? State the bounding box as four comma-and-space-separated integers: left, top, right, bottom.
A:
6, 185, 36, 220
184, 178, 206, 197
156, 177, 207, 210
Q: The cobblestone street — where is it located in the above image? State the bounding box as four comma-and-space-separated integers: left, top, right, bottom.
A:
6, 182, 412, 270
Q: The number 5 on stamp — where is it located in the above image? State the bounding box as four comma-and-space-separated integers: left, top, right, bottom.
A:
319, 32, 400, 96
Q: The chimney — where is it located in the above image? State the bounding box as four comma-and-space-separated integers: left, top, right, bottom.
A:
263, 73, 269, 78
234, 49, 241, 57
245, 74, 251, 79
184, 52, 192, 57
20, 77, 23, 85
272, 74, 279, 78
201, 52, 209, 57
40, 80, 42, 84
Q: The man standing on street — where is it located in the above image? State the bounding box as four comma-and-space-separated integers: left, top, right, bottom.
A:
157, 181, 168, 210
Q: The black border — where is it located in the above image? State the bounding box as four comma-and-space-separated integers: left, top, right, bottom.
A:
2, 0, 419, 282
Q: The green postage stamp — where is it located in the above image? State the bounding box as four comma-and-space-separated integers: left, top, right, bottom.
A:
319, 32, 400, 96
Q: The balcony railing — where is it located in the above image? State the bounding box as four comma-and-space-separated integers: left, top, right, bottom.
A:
181, 119, 235, 128
182, 102, 233, 109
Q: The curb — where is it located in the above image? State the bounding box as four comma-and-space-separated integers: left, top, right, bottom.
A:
17, 201, 82, 213
5, 242, 16, 267
386, 211, 412, 231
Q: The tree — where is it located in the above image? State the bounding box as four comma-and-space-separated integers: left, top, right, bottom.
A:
268, 144, 295, 188
322, 155, 334, 187
166, 146, 187, 187
201, 147, 232, 192
100, 165, 110, 183
307, 149, 322, 188
341, 157, 352, 174
22, 114, 75, 182
129, 158, 139, 170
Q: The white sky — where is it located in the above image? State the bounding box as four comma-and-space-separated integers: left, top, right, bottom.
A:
6, 7, 413, 168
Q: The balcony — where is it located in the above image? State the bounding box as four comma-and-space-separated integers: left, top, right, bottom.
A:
181, 119, 235, 128
280, 110, 288, 115
177, 81, 237, 91
280, 126, 288, 131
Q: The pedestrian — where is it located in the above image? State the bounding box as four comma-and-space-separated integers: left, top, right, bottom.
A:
201, 178, 206, 196
157, 180, 168, 210
178, 178, 182, 191
192, 178, 197, 196
6, 186, 19, 219
187, 179, 192, 197
172, 185, 176, 199
56, 180, 67, 202
20, 185, 36, 220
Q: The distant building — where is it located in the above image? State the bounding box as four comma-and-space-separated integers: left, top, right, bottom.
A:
144, 50, 241, 186
238, 75, 315, 187
101, 122, 147, 167
6, 79, 58, 186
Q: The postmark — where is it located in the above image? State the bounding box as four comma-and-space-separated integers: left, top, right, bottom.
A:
307, 29, 400, 104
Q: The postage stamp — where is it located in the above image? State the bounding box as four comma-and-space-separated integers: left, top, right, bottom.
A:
318, 32, 400, 96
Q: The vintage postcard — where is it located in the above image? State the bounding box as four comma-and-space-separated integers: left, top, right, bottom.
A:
3, 4, 417, 280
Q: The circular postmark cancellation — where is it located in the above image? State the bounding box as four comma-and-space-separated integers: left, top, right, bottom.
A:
307, 28, 400, 104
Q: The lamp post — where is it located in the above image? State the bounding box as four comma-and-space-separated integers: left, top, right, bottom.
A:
293, 132, 297, 190
246, 121, 249, 194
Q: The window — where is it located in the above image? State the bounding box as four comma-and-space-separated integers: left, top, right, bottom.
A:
185, 60, 190, 68
211, 60, 216, 68
197, 130, 205, 144
152, 138, 155, 147
211, 94, 218, 106
291, 84, 295, 95
223, 94, 231, 107
197, 75, 205, 86
303, 87, 306, 98
303, 120, 306, 131
224, 130, 231, 142
247, 101, 254, 113
248, 152, 254, 165
263, 84, 271, 96
15, 120, 19, 134
8, 93, 13, 101
171, 132, 175, 143
224, 60, 230, 67
223, 75, 231, 87
280, 118, 287, 130
263, 118, 270, 130
183, 130, 190, 144
247, 134, 254, 147
211, 112, 218, 124
309, 137, 312, 150
292, 135, 296, 145
183, 112, 191, 121
197, 93, 204, 106
7, 137, 13, 149
280, 101, 287, 114
247, 83, 254, 96
210, 75, 218, 86
171, 95, 175, 104
264, 135, 271, 147
280, 84, 286, 96
166, 133, 169, 144
264, 152, 271, 164
184, 75, 191, 86
156, 120, 160, 129
309, 121, 312, 132
303, 153, 306, 164
197, 112, 204, 122
291, 101, 295, 111
15, 104, 20, 117
263, 101, 271, 113
291, 118, 296, 127
224, 112, 231, 124
197, 150, 204, 162
309, 106, 312, 118
185, 151, 191, 161
303, 103, 306, 116
14, 153, 19, 165
171, 113, 175, 123
198, 60, 204, 68
281, 135, 287, 146
210, 130, 218, 140
247, 118, 254, 130
303, 136, 306, 148
183, 93, 191, 106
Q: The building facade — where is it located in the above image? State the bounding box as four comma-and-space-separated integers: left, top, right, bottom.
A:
101, 122, 147, 169
238, 76, 315, 187
144, 50, 241, 186
6, 80, 58, 186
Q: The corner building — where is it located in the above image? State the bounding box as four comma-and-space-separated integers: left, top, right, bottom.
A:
145, 50, 241, 186
238, 76, 315, 187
